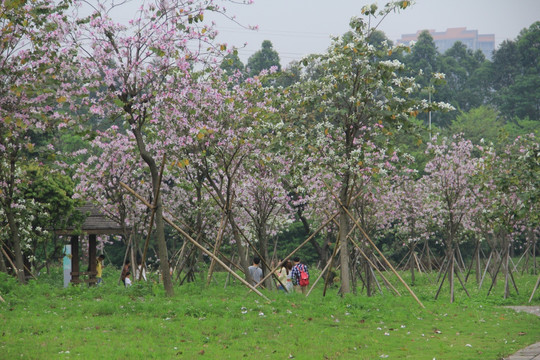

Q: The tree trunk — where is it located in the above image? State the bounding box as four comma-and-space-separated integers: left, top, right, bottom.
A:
258, 223, 273, 290
132, 128, 173, 296
6, 208, 26, 284
298, 211, 324, 261
338, 181, 351, 294
410, 248, 416, 285
228, 214, 250, 282
0, 245, 7, 273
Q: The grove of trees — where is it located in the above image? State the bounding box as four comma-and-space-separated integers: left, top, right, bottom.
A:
1, 0, 538, 303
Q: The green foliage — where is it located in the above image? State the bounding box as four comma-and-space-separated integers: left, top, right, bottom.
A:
274, 221, 321, 266
219, 51, 244, 76
406, 30, 439, 78
504, 117, 540, 139
492, 22, 540, 121
246, 40, 281, 77
449, 106, 504, 145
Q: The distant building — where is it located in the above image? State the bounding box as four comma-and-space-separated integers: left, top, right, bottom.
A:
397, 27, 495, 60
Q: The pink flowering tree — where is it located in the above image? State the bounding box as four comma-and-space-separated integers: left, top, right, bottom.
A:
0, 1, 73, 282
376, 161, 433, 284
474, 134, 539, 297
63, 0, 242, 295
284, 2, 453, 294
421, 135, 480, 302
234, 154, 295, 288
160, 68, 283, 284
71, 128, 157, 271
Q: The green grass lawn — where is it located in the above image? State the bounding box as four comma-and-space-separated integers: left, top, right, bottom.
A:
1, 268, 539, 359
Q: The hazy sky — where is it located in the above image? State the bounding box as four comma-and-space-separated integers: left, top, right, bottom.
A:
211, 0, 540, 65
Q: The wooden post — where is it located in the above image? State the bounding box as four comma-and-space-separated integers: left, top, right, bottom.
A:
348, 236, 401, 296
70, 235, 80, 284
206, 213, 228, 286
88, 234, 97, 286
325, 183, 425, 308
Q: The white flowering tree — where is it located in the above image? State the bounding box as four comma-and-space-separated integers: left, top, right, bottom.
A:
286, 2, 453, 294
0, 1, 74, 282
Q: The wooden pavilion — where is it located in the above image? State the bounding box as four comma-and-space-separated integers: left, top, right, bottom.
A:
55, 204, 127, 285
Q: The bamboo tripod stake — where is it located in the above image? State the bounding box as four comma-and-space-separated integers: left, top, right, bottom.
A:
206, 189, 289, 292
328, 186, 425, 309
120, 182, 270, 301
324, 211, 401, 297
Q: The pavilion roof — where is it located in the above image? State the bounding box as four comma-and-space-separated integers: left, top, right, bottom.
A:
55, 203, 127, 236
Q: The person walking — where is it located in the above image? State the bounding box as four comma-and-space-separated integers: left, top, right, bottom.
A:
276, 260, 293, 293
248, 257, 263, 287
291, 257, 309, 295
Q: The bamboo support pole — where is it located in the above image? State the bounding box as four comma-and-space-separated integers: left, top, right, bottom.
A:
321, 214, 346, 297
348, 236, 402, 296
120, 182, 270, 301
0, 242, 38, 281
119, 234, 132, 285
206, 213, 229, 286
529, 273, 540, 303
370, 266, 383, 295
465, 239, 480, 283
210, 201, 288, 292
229, 219, 288, 292
306, 248, 340, 297
479, 250, 493, 289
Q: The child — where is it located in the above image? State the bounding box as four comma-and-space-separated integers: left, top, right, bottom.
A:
96, 255, 105, 285
124, 271, 132, 287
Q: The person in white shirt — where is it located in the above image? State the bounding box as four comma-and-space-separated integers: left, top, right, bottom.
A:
124, 272, 132, 287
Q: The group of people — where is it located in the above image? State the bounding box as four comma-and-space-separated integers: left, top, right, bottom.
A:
99, 253, 310, 293
96, 256, 148, 287
248, 256, 310, 295
121, 260, 148, 287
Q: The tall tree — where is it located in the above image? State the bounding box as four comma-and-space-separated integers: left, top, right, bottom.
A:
404, 30, 439, 80
492, 22, 540, 121
65, 0, 231, 296
287, 1, 452, 294
438, 42, 487, 113
246, 40, 281, 77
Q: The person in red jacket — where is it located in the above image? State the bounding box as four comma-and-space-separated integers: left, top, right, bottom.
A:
291, 257, 309, 295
